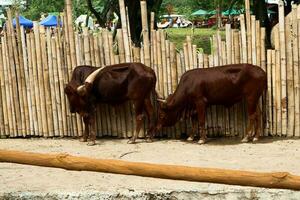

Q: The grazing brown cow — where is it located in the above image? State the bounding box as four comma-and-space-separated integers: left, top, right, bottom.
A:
156, 64, 267, 144
64, 63, 156, 145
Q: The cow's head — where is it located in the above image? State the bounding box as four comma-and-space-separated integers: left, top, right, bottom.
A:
64, 83, 89, 114
155, 94, 179, 131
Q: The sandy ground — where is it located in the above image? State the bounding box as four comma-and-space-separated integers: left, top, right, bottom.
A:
0, 137, 300, 199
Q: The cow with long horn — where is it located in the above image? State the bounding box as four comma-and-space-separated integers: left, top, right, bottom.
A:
155, 64, 267, 144
64, 63, 157, 145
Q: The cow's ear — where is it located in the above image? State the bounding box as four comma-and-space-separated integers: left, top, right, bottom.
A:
64, 84, 75, 95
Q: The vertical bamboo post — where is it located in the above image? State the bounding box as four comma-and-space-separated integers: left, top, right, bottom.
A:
0, 39, 6, 136
119, 0, 131, 62
279, 0, 287, 136
245, 0, 252, 63
251, 16, 257, 65
274, 28, 282, 135
65, 0, 76, 68
285, 15, 294, 136
293, 4, 300, 136
240, 14, 247, 63
225, 24, 232, 65
46, 29, 58, 136
187, 36, 194, 70
140, 0, 150, 67
161, 31, 167, 98
256, 20, 261, 66
16, 12, 29, 136
40, 26, 54, 137
271, 50, 277, 135
267, 50, 273, 135
83, 27, 91, 65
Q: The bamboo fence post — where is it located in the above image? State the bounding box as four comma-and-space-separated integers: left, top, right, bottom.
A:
108, 32, 115, 65
186, 36, 194, 70
21, 28, 35, 135
3, 34, 15, 136
285, 16, 294, 136
245, 0, 252, 63
161, 31, 167, 98
166, 40, 171, 95
83, 27, 91, 65
6, 9, 20, 136
40, 26, 54, 137
119, 0, 131, 62
34, 23, 49, 136
65, 0, 76, 68
293, 4, 300, 136
0, 40, 5, 136
279, 0, 287, 136
0, 37, 10, 135
16, 12, 30, 136
126, 7, 133, 61
256, 20, 261, 66
183, 43, 189, 71
267, 50, 273, 135
240, 14, 247, 63
225, 24, 232, 65
74, 32, 81, 66
30, 31, 41, 136
156, 31, 163, 95
140, 0, 150, 67
274, 28, 281, 135
90, 34, 96, 67
55, 33, 68, 137
46, 29, 58, 136
251, 16, 257, 65
271, 50, 276, 135
117, 29, 126, 63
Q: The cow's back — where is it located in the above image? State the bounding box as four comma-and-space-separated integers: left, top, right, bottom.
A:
176, 64, 266, 106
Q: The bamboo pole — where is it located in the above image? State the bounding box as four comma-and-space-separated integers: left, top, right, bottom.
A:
40, 26, 54, 137
50, 36, 63, 137
83, 27, 91, 65
293, 4, 300, 137
16, 12, 29, 136
1, 149, 300, 190
274, 28, 281, 136
251, 16, 256, 65
267, 50, 273, 135
0, 40, 5, 136
225, 24, 232, 65
119, 0, 131, 62
187, 36, 194, 70
271, 50, 277, 135
140, 0, 150, 67
161, 31, 167, 98
240, 14, 247, 63
65, 0, 76, 68
117, 29, 125, 63
6, 9, 20, 136
245, 0, 252, 63
256, 20, 261, 66
0, 37, 9, 135
156, 31, 163, 95
285, 16, 294, 136
279, 1, 287, 136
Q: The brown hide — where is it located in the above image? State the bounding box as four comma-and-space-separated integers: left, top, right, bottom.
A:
156, 64, 267, 143
64, 63, 156, 145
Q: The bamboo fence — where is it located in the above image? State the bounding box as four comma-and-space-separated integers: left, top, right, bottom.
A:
0, 0, 299, 139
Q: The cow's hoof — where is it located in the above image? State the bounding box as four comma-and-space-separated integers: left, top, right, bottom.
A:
127, 139, 136, 144
146, 138, 153, 143
198, 139, 206, 145
87, 141, 96, 146
187, 137, 194, 141
79, 138, 87, 142
253, 137, 259, 142
241, 137, 249, 143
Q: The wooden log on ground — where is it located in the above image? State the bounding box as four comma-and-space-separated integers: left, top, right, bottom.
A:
1, 149, 300, 190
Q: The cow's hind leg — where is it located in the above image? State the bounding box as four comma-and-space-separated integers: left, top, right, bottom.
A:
187, 116, 197, 141
195, 101, 206, 144
128, 100, 144, 144
242, 96, 259, 143
144, 97, 155, 142
253, 105, 262, 142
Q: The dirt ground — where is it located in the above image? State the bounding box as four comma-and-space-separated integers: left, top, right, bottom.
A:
0, 137, 300, 199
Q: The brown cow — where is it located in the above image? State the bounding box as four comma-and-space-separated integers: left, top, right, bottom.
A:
64, 63, 156, 145
155, 64, 267, 144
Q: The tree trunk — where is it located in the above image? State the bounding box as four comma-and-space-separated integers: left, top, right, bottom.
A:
253, 0, 271, 47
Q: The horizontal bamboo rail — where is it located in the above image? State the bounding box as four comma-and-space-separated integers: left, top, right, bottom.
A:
0, 149, 299, 190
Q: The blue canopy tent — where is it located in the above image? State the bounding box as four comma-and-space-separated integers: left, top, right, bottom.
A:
13, 16, 33, 28
40, 15, 62, 27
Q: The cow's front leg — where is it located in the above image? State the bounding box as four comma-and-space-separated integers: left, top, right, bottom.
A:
144, 98, 155, 142
187, 117, 197, 141
128, 101, 144, 144
80, 116, 89, 142
87, 115, 96, 146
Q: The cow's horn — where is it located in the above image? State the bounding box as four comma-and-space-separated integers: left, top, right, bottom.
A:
85, 66, 105, 84
157, 98, 167, 103
77, 85, 86, 96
